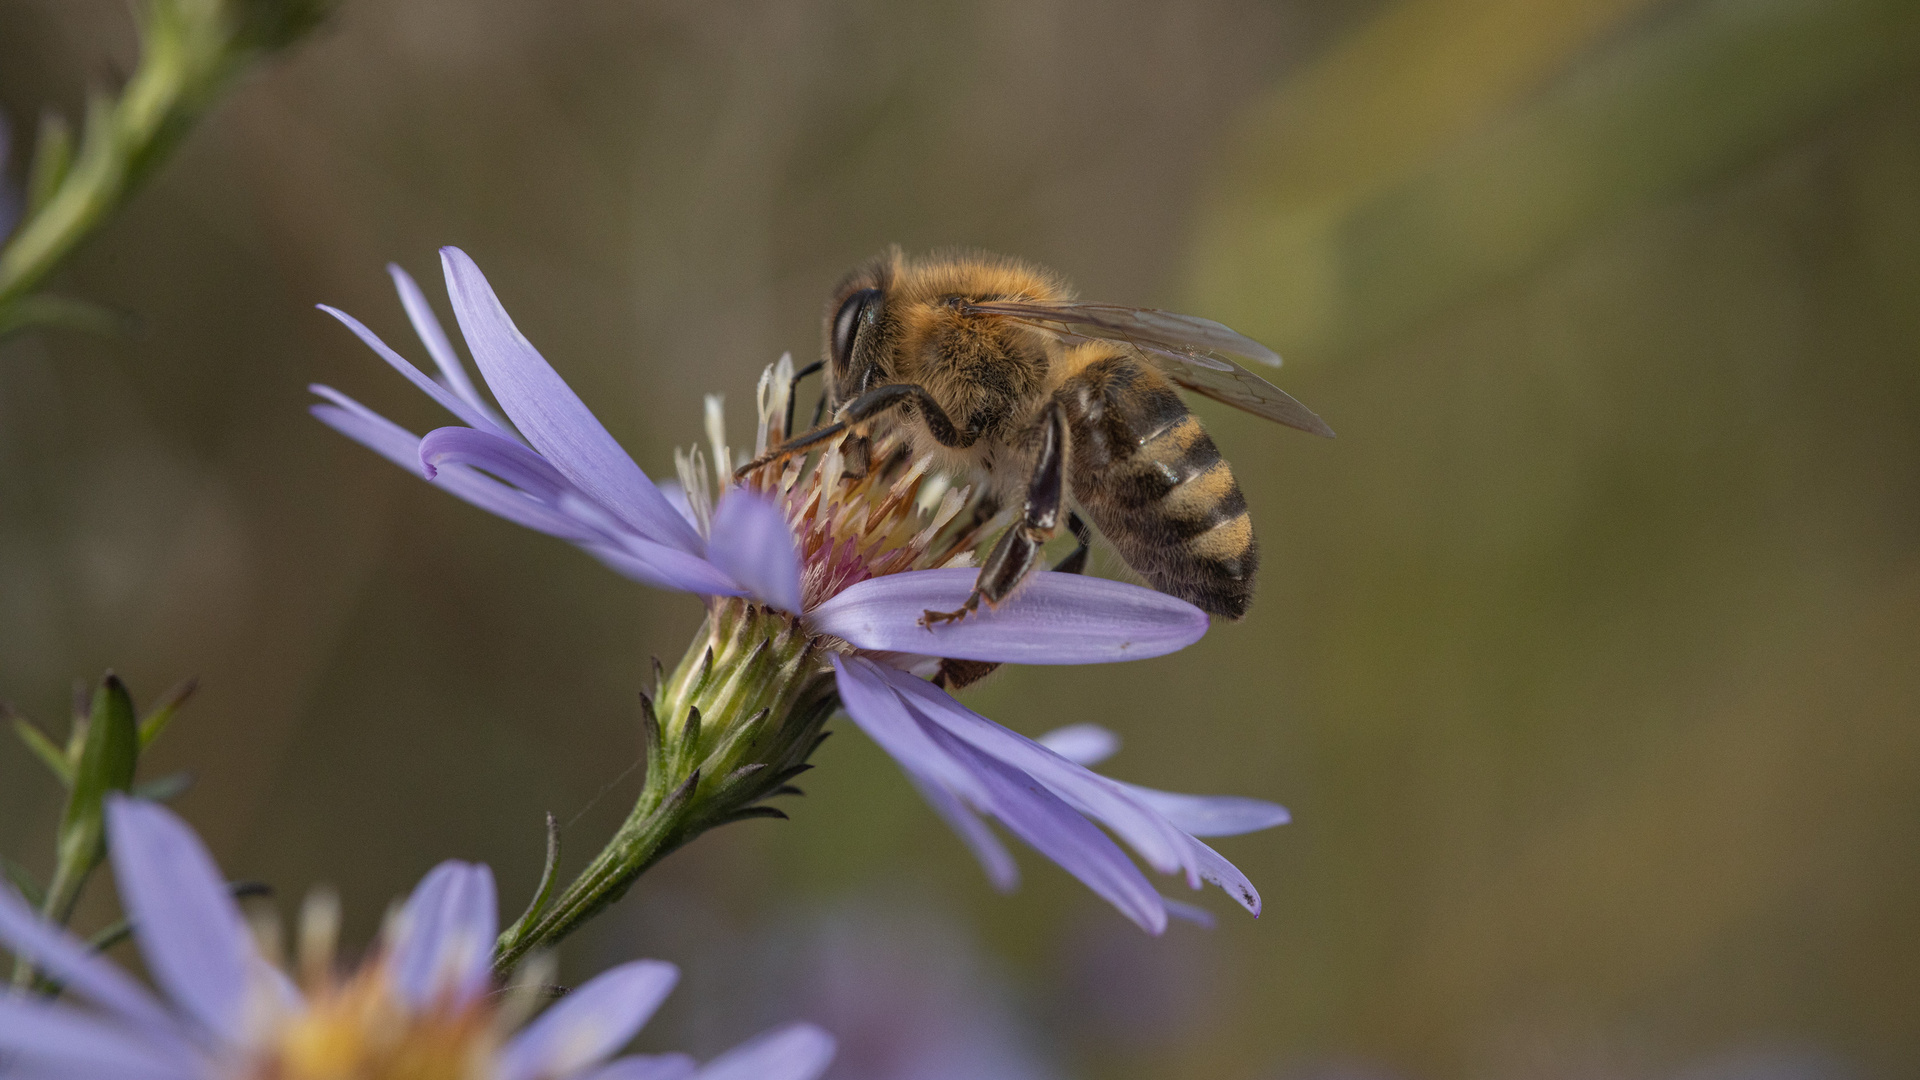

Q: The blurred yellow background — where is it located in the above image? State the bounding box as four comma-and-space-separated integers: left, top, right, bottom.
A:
3, 0, 1918, 1077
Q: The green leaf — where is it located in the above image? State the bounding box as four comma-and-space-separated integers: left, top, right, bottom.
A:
8, 711, 73, 787
138, 677, 196, 750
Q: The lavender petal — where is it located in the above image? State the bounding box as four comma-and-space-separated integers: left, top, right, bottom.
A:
876, 667, 1192, 876
1117, 784, 1291, 837
388, 263, 506, 429
105, 798, 255, 1045
0, 886, 180, 1041
497, 959, 679, 1080
390, 861, 498, 1011
830, 656, 988, 802
1035, 723, 1120, 767
906, 774, 1019, 892
439, 247, 701, 555
1160, 895, 1218, 929
310, 391, 425, 475
706, 491, 803, 613
807, 568, 1209, 663
690, 1023, 837, 1080
0, 996, 199, 1079
318, 304, 509, 438
313, 400, 597, 541
922, 720, 1166, 934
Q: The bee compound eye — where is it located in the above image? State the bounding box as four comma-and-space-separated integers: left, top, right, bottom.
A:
832, 288, 881, 372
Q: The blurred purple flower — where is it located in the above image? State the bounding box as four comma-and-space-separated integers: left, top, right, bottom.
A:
0, 797, 836, 1080
310, 248, 1288, 932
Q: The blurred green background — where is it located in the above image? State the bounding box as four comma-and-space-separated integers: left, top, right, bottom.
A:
4, 0, 1919, 1077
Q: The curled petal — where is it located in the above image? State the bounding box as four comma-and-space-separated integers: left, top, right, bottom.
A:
498, 960, 679, 1080
420, 425, 571, 500
807, 568, 1208, 664
389, 862, 497, 1011
691, 1023, 836, 1080
313, 398, 597, 542
106, 798, 256, 1045
440, 247, 701, 555
706, 491, 804, 613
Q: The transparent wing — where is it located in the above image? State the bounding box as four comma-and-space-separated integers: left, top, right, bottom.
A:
962, 300, 1335, 437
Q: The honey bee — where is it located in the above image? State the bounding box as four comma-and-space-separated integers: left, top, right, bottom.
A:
741, 247, 1332, 629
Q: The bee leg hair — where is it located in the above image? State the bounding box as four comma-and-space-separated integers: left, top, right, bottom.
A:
921, 402, 1067, 626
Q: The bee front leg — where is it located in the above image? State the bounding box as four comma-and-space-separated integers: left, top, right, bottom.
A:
922, 402, 1068, 627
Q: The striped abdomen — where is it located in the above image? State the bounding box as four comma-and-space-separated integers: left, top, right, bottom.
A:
1059, 356, 1258, 619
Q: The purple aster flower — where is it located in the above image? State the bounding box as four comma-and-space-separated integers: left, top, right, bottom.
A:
310, 248, 1288, 943
0, 797, 837, 1080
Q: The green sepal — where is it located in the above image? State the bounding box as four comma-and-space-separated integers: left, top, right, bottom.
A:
505, 812, 563, 936
138, 677, 197, 750
8, 711, 73, 787
51, 675, 139, 917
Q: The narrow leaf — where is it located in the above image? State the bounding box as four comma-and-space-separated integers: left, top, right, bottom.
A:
9, 712, 73, 786
137, 677, 196, 750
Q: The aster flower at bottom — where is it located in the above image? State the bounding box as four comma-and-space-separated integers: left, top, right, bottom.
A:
0, 797, 836, 1080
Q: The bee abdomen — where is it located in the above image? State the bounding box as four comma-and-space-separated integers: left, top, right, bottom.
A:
1074, 407, 1260, 620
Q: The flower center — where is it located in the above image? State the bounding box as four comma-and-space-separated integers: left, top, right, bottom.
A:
245, 967, 497, 1080
711, 355, 1010, 614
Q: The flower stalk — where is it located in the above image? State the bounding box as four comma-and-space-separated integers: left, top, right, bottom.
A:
494, 600, 836, 973
0, 0, 330, 338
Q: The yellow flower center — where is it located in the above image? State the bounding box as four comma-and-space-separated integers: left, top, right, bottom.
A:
244, 966, 500, 1080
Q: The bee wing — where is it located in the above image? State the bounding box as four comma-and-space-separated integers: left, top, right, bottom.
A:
963, 300, 1335, 438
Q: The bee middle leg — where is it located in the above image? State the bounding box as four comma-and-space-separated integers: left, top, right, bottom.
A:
922, 402, 1068, 627
933, 512, 1090, 690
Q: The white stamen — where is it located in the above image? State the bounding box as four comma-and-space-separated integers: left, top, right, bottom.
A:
757, 352, 794, 453
674, 445, 714, 535
704, 395, 730, 492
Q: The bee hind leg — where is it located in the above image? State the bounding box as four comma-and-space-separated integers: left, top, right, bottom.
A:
921, 402, 1068, 627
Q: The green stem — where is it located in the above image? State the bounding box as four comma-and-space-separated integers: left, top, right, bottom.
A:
492, 602, 837, 975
